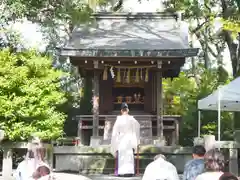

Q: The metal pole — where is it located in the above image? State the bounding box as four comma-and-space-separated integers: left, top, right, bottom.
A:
218, 89, 221, 141
198, 111, 201, 137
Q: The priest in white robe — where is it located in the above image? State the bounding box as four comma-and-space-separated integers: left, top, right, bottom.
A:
111, 103, 140, 177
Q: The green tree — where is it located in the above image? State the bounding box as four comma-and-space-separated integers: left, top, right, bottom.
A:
163, 72, 197, 115
2, 0, 100, 132
163, 0, 240, 131
222, 0, 240, 33
0, 49, 67, 141
163, 68, 233, 145
163, 0, 239, 75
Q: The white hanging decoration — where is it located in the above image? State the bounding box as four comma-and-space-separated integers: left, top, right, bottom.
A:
110, 66, 115, 78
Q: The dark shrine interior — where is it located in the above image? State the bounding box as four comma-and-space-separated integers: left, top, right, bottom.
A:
112, 86, 145, 111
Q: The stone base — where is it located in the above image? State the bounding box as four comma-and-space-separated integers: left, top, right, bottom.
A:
234, 130, 240, 143
193, 137, 204, 146
90, 136, 102, 147
204, 135, 215, 151
140, 137, 153, 144
54, 145, 192, 173
153, 137, 166, 146
101, 139, 111, 145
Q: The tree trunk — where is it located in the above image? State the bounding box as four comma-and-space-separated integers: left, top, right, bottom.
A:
221, 0, 239, 76
237, 32, 240, 75
233, 33, 240, 129
224, 31, 239, 76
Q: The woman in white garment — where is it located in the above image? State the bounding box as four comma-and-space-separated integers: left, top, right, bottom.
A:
111, 103, 140, 177
14, 137, 47, 180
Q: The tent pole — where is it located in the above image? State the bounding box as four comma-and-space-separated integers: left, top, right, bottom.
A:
198, 111, 201, 137
218, 89, 221, 141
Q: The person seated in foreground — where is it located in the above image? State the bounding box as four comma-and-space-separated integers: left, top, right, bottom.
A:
195, 149, 225, 180
34, 162, 55, 180
142, 154, 179, 180
15, 149, 37, 180
183, 145, 206, 180
15, 137, 44, 180
219, 173, 238, 180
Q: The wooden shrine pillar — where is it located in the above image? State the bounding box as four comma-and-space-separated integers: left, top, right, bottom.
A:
92, 60, 99, 137
156, 60, 163, 138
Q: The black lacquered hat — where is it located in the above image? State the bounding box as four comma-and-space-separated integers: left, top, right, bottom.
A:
121, 102, 128, 110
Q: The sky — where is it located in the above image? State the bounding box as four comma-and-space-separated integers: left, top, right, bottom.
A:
12, 19, 47, 52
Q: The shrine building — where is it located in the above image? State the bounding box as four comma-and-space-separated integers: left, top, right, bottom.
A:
58, 12, 199, 146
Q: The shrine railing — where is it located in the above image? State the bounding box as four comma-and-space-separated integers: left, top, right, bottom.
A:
74, 114, 181, 130
74, 114, 181, 145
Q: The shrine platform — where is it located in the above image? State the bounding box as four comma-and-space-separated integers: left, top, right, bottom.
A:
53, 145, 192, 174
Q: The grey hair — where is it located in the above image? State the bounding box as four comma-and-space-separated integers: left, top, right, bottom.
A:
154, 154, 166, 161
204, 149, 225, 172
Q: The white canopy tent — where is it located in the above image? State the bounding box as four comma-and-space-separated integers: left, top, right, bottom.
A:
197, 77, 240, 140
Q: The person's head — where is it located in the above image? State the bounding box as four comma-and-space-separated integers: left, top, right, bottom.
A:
120, 103, 129, 115
33, 163, 51, 178
219, 172, 238, 180
204, 149, 225, 172
38, 165, 51, 176
192, 145, 206, 159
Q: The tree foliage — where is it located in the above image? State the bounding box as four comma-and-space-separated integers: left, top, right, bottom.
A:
164, 0, 239, 75
222, 0, 240, 33
162, 0, 239, 134
0, 49, 67, 141
163, 67, 233, 145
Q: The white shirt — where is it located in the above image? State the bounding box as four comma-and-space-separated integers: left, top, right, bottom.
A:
14, 159, 36, 180
37, 174, 55, 180
142, 157, 179, 180
195, 172, 223, 180
14, 159, 47, 180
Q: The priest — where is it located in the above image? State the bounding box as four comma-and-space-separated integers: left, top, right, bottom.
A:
111, 103, 140, 177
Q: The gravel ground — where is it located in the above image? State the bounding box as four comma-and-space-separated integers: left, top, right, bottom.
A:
88, 174, 183, 180
0, 173, 91, 180
0, 173, 183, 180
